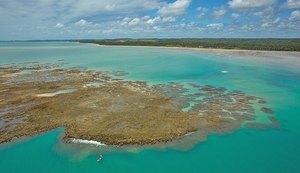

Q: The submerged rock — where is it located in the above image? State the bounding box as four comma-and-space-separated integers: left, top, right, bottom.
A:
261, 107, 274, 114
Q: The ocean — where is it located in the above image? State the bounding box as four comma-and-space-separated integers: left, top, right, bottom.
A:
1, 41, 300, 173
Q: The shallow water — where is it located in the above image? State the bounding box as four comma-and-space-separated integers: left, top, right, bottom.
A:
1, 42, 300, 173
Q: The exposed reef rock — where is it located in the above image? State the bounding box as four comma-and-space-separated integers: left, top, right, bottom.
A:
0, 62, 277, 146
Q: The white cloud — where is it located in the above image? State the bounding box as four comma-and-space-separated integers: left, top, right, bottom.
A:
158, 0, 191, 16
252, 7, 284, 28
261, 17, 280, 27
145, 16, 176, 25
197, 7, 208, 12
102, 29, 113, 34
1, 0, 300, 39
65, 0, 162, 19
120, 15, 176, 27
196, 6, 208, 19
0, 0, 162, 24
274, 17, 281, 23
128, 18, 141, 26
197, 13, 206, 18
212, 8, 227, 19
104, 4, 116, 11
122, 17, 131, 23
142, 16, 151, 20
254, 7, 275, 22
73, 19, 97, 27
55, 23, 64, 28
285, 0, 300, 9
74, 19, 88, 26
232, 13, 240, 19
289, 10, 300, 20
162, 16, 176, 22
146, 16, 161, 25
152, 26, 161, 31
228, 0, 276, 10
206, 23, 224, 29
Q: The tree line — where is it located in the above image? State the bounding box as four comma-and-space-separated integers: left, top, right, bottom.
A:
75, 38, 300, 51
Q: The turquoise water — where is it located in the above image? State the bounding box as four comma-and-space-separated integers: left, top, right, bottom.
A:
1, 42, 300, 173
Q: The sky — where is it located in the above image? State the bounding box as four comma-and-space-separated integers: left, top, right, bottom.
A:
0, 0, 300, 40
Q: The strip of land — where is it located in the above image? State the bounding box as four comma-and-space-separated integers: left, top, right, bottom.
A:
75, 38, 300, 51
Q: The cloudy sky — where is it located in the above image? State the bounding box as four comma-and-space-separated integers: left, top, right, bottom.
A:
0, 0, 300, 40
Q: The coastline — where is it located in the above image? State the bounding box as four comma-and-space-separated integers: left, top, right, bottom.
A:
91, 44, 299, 53
88, 44, 300, 68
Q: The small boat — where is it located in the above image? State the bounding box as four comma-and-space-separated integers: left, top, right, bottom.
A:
97, 155, 103, 162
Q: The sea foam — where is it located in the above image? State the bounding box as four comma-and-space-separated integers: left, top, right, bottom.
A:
71, 138, 106, 146
184, 132, 195, 136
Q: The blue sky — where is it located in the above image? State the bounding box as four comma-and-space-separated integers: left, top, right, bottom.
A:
0, 0, 300, 40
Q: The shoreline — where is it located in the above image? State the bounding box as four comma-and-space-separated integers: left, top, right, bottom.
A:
87, 44, 300, 68
87, 43, 300, 53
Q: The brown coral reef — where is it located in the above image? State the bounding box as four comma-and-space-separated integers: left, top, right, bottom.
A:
0, 62, 277, 145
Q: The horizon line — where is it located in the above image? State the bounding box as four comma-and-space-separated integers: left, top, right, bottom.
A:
1, 37, 300, 42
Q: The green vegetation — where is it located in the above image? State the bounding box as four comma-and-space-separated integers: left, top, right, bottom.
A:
76, 38, 300, 51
